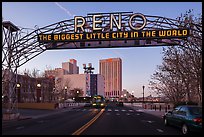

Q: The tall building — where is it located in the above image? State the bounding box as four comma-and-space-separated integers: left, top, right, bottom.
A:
62, 59, 79, 74
99, 58, 122, 98
45, 59, 79, 78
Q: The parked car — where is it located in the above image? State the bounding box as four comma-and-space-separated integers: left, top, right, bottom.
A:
163, 105, 202, 135
116, 101, 124, 107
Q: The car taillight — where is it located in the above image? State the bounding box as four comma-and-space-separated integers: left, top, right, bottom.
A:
193, 118, 202, 124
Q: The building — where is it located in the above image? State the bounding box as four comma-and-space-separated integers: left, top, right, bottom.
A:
99, 58, 122, 99
2, 70, 54, 103
45, 59, 105, 99
62, 59, 79, 74
45, 59, 79, 78
61, 74, 105, 98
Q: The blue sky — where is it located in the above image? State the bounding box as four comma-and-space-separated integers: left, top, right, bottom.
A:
2, 2, 202, 97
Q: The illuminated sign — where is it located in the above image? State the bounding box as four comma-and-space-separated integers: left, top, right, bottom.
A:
38, 29, 189, 42
74, 13, 147, 32
37, 12, 190, 48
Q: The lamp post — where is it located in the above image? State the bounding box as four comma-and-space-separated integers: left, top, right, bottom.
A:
132, 91, 134, 96
52, 87, 55, 102
64, 86, 67, 100
131, 91, 134, 103
16, 83, 21, 103
142, 85, 145, 103
37, 83, 41, 103
76, 90, 79, 102
76, 90, 79, 96
124, 93, 127, 102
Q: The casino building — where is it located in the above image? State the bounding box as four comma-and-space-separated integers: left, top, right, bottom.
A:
99, 58, 122, 99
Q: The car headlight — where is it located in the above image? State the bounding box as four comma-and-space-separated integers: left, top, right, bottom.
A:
100, 103, 104, 106
92, 103, 96, 106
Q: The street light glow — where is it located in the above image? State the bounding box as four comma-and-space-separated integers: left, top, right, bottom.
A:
37, 83, 41, 88
16, 83, 21, 88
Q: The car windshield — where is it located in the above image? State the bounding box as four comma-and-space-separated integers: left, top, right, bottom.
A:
189, 107, 202, 115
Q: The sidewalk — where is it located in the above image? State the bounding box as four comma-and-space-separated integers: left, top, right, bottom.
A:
126, 105, 167, 118
2, 105, 83, 121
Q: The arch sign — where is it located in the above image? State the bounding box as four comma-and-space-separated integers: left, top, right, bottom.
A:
37, 12, 189, 49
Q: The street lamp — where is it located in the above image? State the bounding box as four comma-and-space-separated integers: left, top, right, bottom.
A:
16, 83, 21, 103
76, 90, 79, 95
124, 94, 127, 102
16, 83, 21, 88
64, 86, 67, 100
37, 83, 41, 103
52, 87, 55, 102
76, 90, 79, 102
37, 83, 41, 88
132, 91, 134, 96
142, 85, 145, 103
131, 91, 134, 103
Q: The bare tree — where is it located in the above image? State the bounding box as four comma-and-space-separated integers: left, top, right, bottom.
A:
54, 77, 73, 102
63, 78, 72, 100
149, 10, 202, 105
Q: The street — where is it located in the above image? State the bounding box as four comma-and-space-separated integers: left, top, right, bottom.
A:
2, 103, 182, 135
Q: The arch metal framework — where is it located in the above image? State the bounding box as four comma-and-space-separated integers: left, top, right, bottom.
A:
2, 12, 202, 115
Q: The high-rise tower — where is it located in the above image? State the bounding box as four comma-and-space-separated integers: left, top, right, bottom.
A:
99, 58, 122, 98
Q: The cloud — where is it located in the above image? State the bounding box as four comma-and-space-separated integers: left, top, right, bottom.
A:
54, 2, 75, 18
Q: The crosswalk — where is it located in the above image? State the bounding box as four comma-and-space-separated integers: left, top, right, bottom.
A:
69, 108, 143, 114
67, 108, 144, 116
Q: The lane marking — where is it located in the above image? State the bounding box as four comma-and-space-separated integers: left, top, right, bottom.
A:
147, 121, 154, 123
114, 109, 119, 112
16, 126, 24, 130
121, 109, 126, 112
72, 108, 105, 135
128, 109, 134, 112
116, 113, 120, 115
141, 120, 155, 123
93, 109, 98, 112
157, 129, 164, 133
107, 109, 112, 112
126, 113, 130, 115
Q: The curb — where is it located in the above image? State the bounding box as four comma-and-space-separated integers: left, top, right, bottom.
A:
3, 105, 86, 122
18, 116, 33, 120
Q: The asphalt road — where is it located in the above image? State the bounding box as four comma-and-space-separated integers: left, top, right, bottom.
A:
2, 102, 182, 135
82, 103, 182, 135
